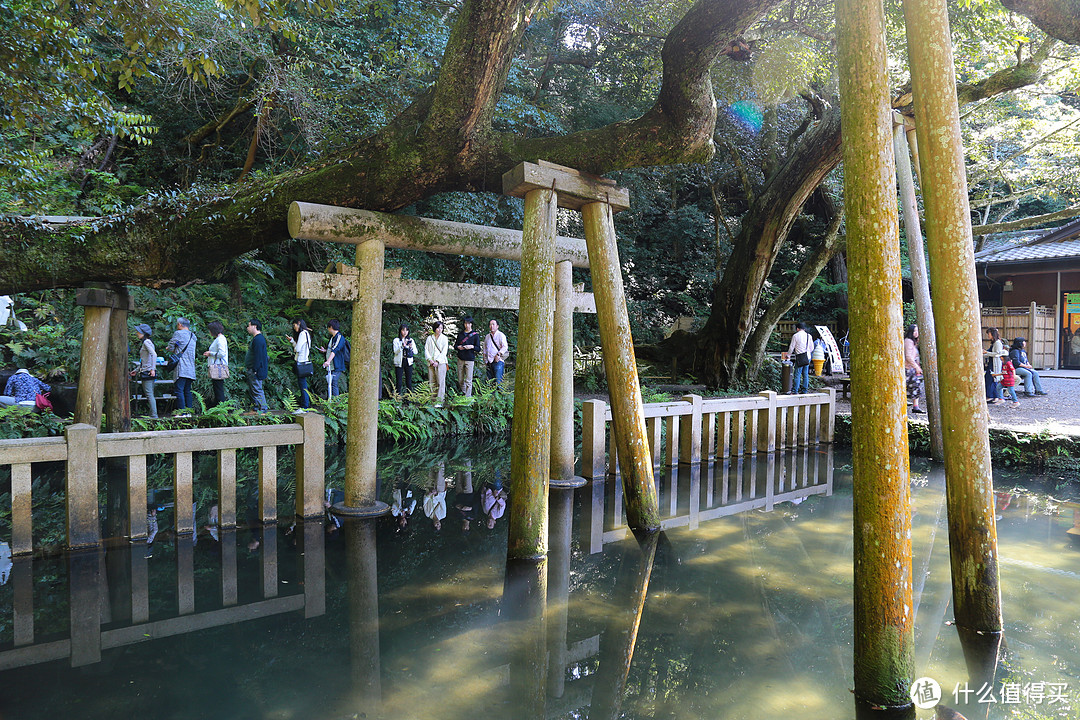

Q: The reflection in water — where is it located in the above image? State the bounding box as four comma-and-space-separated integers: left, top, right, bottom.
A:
3, 444, 1080, 720
591, 532, 658, 720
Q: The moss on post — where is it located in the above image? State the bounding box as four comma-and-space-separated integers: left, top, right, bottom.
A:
507, 187, 557, 560
837, 0, 914, 709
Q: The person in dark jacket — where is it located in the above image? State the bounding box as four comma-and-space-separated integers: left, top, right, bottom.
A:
1008, 337, 1047, 397
244, 319, 269, 413
454, 316, 480, 397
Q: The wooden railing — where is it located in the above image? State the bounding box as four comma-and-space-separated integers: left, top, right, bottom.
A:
0, 414, 325, 554
580, 390, 836, 479
0, 520, 325, 670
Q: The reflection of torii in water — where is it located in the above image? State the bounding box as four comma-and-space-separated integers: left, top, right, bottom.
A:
293, 161, 662, 559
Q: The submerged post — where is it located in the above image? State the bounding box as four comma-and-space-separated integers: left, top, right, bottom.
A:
336, 239, 389, 517
893, 116, 945, 461
583, 201, 661, 534
504, 186, 557, 559
837, 0, 914, 710
902, 0, 1002, 636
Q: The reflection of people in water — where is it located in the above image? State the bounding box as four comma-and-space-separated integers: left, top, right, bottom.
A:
391, 484, 416, 532
455, 471, 476, 532
480, 482, 507, 530
424, 488, 446, 530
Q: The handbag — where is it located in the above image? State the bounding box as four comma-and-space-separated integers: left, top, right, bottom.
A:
209, 363, 230, 380
794, 351, 810, 368
295, 361, 314, 378
35, 392, 52, 411
163, 333, 194, 372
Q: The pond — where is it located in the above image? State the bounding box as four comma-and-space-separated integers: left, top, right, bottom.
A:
0, 439, 1078, 720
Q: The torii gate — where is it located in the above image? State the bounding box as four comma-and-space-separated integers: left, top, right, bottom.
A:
291, 161, 661, 556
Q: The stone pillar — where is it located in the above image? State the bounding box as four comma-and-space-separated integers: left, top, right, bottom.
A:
507, 187, 557, 560
582, 201, 661, 535
335, 239, 389, 517
903, 0, 1002, 635
837, 0, 914, 710
103, 287, 132, 432
65, 423, 100, 549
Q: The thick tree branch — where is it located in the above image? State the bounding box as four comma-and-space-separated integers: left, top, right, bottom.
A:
971, 205, 1080, 235
1000, 0, 1080, 45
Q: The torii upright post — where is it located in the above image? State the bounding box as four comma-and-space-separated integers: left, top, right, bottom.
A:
902, 0, 1002, 635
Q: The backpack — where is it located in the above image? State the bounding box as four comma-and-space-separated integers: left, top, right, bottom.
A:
339, 337, 351, 364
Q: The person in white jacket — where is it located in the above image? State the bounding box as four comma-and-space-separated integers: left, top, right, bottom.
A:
785, 322, 813, 394
288, 318, 314, 409
425, 321, 449, 401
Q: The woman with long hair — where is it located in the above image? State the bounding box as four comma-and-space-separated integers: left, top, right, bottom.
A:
202, 321, 229, 407
984, 327, 1007, 404
288, 318, 314, 409
393, 323, 417, 393
903, 324, 924, 414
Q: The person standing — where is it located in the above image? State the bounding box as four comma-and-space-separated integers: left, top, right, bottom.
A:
1008, 337, 1047, 397
320, 319, 347, 399
288, 318, 313, 410
165, 317, 197, 416
454, 316, 480, 397
245, 319, 269, 414
903, 324, 925, 414
785, 321, 812, 394
203, 321, 229, 407
131, 323, 158, 418
392, 324, 417, 394
984, 327, 1007, 404
483, 319, 509, 384
424, 321, 449, 401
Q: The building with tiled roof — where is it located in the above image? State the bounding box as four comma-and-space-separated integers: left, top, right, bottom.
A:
975, 218, 1080, 368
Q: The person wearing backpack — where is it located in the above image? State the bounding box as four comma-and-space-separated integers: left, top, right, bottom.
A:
320, 319, 349, 398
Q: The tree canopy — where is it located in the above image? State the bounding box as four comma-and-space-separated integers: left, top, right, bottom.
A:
2, 0, 1079, 387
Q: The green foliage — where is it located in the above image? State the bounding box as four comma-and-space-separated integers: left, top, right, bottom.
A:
375, 380, 514, 443
0, 406, 66, 438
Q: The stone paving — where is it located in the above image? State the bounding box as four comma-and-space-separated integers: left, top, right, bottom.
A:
831, 372, 1080, 435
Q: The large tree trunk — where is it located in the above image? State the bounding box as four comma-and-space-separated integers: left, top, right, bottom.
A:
1001, 0, 1080, 44
697, 106, 842, 387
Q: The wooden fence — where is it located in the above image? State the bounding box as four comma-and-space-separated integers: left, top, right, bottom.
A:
981, 302, 1056, 369
0, 414, 325, 555
580, 390, 836, 479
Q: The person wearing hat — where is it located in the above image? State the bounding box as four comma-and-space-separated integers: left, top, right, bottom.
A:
130, 323, 158, 418
165, 317, 197, 416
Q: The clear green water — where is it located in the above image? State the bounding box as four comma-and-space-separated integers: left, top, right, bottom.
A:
1, 441, 1079, 720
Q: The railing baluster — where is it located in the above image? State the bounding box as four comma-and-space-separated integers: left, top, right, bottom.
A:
12, 558, 33, 646
174, 452, 194, 535
665, 415, 678, 466
128, 455, 147, 539
177, 538, 194, 615
221, 529, 237, 607
11, 463, 32, 556
259, 445, 278, 524
218, 449, 237, 528
262, 524, 279, 598
718, 411, 731, 459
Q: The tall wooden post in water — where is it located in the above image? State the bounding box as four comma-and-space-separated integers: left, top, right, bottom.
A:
893, 117, 944, 462
506, 186, 557, 560
836, 0, 914, 710
582, 201, 661, 535
902, 0, 1002, 634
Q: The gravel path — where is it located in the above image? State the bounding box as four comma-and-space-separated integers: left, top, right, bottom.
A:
831, 375, 1080, 435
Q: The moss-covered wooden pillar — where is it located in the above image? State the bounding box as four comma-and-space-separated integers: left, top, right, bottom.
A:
836, 0, 914, 710
505, 185, 557, 559
335, 240, 390, 518
902, 0, 1001, 634
550, 260, 583, 489
582, 201, 661, 536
